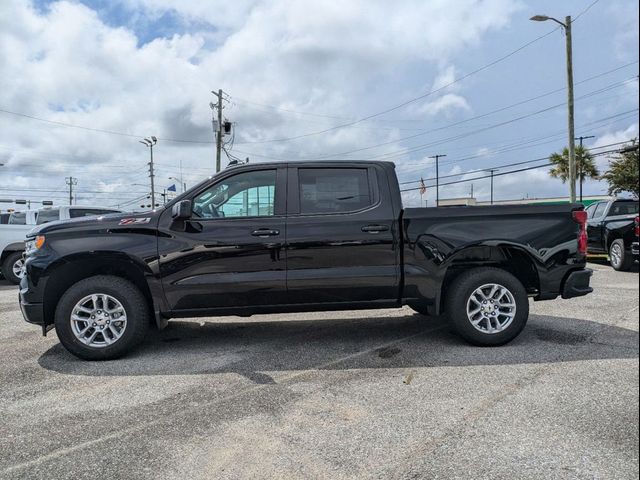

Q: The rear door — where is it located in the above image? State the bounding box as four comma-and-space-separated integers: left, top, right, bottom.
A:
285, 164, 400, 305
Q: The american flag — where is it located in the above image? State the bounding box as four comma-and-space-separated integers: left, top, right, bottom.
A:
419, 177, 426, 195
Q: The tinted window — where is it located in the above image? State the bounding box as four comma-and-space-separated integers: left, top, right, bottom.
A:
193, 169, 276, 219
585, 203, 597, 219
609, 201, 639, 216
37, 209, 60, 224
592, 202, 608, 219
298, 168, 371, 214
69, 208, 119, 218
8, 212, 26, 225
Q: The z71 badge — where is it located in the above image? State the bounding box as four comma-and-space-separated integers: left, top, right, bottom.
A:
118, 217, 151, 225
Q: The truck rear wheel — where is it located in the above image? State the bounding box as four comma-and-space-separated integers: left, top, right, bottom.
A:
609, 239, 633, 271
445, 267, 529, 346
1, 251, 25, 285
54, 275, 149, 360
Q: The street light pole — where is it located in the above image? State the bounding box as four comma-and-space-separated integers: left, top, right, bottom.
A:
139, 136, 157, 209
428, 154, 447, 207
531, 14, 577, 203
486, 169, 499, 205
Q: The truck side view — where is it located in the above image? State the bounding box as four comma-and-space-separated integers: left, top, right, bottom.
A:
19, 161, 593, 360
585, 198, 639, 271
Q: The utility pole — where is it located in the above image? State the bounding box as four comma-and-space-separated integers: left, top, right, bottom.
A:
211, 89, 225, 173
565, 16, 576, 204
530, 14, 576, 202
486, 169, 499, 205
428, 154, 446, 207
575, 135, 595, 202
65, 177, 77, 205
139, 137, 157, 208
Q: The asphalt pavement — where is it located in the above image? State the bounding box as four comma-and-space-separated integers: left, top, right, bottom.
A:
0, 262, 638, 479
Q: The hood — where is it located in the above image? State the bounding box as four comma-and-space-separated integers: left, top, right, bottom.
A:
28, 211, 161, 237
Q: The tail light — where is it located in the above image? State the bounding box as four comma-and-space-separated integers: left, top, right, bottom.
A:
635, 216, 639, 237
572, 210, 588, 256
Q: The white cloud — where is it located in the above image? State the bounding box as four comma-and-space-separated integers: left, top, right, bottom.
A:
591, 123, 639, 171
415, 93, 471, 117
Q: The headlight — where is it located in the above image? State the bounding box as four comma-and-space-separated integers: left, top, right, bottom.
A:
25, 235, 45, 255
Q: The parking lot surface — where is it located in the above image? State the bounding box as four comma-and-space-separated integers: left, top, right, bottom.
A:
0, 262, 638, 479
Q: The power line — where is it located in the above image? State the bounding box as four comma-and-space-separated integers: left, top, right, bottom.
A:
573, 0, 602, 22
397, 140, 634, 185
365, 90, 638, 162
228, 74, 638, 162
300, 71, 638, 160
399, 147, 630, 193
232, 28, 563, 145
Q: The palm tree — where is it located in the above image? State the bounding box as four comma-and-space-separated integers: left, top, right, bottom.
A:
549, 145, 600, 184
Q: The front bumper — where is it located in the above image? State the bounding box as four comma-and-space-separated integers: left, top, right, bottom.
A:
19, 261, 51, 335
632, 241, 639, 256
561, 268, 593, 299
19, 291, 44, 326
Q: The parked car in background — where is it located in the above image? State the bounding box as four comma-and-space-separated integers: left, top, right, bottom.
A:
1, 205, 121, 284
585, 198, 639, 271
20, 161, 593, 360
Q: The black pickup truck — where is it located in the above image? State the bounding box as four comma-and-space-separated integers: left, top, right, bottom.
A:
585, 198, 639, 271
20, 161, 593, 360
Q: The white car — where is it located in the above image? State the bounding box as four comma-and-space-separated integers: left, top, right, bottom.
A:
0, 205, 121, 284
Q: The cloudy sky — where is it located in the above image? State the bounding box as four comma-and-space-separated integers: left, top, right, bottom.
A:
0, 0, 638, 211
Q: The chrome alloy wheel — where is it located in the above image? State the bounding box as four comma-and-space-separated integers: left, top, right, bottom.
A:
70, 294, 127, 348
610, 242, 622, 267
12, 258, 25, 279
466, 283, 517, 334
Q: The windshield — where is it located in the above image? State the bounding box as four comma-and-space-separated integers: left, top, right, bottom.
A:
8, 212, 26, 225
36, 209, 60, 224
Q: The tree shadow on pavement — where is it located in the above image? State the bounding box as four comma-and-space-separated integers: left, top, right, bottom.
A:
38, 312, 639, 383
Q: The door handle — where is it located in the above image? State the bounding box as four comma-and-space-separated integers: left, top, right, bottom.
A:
251, 228, 280, 237
361, 224, 389, 233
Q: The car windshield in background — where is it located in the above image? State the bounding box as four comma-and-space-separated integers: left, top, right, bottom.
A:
36, 209, 60, 224
8, 212, 27, 225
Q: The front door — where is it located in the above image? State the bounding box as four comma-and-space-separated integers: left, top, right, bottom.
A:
284, 164, 400, 305
157, 167, 287, 312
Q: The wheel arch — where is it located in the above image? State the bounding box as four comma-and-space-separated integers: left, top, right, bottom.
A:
437, 244, 540, 315
1, 242, 25, 263
42, 252, 163, 329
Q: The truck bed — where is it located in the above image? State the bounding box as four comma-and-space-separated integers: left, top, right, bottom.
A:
401, 203, 585, 313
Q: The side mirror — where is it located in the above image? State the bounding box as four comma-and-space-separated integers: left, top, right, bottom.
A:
172, 200, 192, 220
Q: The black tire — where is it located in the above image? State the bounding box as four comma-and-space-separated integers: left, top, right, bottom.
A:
54, 275, 149, 360
609, 239, 633, 271
445, 267, 529, 346
1, 251, 24, 285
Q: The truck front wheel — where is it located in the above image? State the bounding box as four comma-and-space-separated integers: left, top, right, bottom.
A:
445, 268, 529, 346
54, 275, 149, 360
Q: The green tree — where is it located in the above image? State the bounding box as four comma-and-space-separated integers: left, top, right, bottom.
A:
548, 145, 600, 183
601, 140, 639, 197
